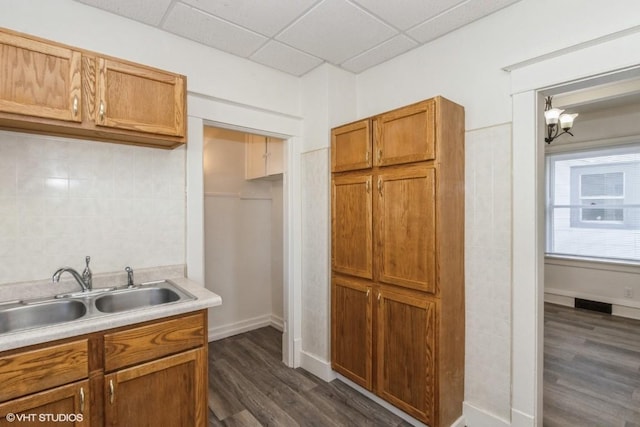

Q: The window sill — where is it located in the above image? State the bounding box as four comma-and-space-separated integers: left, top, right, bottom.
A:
545, 254, 640, 274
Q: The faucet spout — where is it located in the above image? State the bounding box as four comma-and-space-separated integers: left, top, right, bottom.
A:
53, 268, 90, 292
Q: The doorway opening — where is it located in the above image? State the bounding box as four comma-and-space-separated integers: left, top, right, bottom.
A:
540, 75, 640, 426
202, 125, 287, 352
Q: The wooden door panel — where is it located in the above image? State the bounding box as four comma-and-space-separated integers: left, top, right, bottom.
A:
105, 349, 205, 427
374, 100, 435, 166
376, 287, 435, 424
96, 58, 185, 137
0, 380, 89, 427
0, 32, 81, 122
331, 278, 372, 390
376, 166, 436, 292
332, 174, 373, 279
331, 120, 372, 172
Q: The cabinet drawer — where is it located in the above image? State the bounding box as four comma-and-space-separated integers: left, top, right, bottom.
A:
104, 313, 205, 372
0, 340, 88, 402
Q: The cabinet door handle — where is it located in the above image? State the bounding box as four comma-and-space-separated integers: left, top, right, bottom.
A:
377, 148, 382, 162
79, 387, 85, 412
366, 289, 370, 298
365, 180, 370, 193
99, 101, 106, 121
365, 151, 370, 163
377, 292, 381, 303
377, 178, 383, 196
72, 96, 79, 116
109, 379, 114, 404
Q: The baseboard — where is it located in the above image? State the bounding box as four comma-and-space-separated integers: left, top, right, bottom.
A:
208, 314, 283, 341
545, 290, 640, 320
463, 402, 510, 427
299, 351, 336, 382
511, 408, 535, 427
336, 374, 430, 426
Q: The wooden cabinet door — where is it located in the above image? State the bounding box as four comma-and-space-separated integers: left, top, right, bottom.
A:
331, 277, 372, 390
266, 137, 284, 176
376, 165, 436, 293
105, 348, 206, 427
331, 119, 372, 172
0, 31, 81, 122
374, 100, 435, 167
332, 173, 373, 279
245, 134, 267, 179
0, 380, 89, 426
96, 58, 185, 137
376, 287, 435, 424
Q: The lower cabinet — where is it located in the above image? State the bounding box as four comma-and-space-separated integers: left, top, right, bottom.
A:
376, 286, 436, 424
105, 349, 205, 427
0, 380, 89, 427
331, 277, 372, 390
332, 279, 440, 425
0, 311, 207, 427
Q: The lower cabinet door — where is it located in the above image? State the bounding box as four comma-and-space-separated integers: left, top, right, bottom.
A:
331, 277, 373, 390
376, 286, 436, 424
104, 348, 206, 427
0, 380, 89, 427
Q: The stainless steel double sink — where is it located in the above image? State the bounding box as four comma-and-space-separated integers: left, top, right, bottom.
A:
0, 280, 195, 335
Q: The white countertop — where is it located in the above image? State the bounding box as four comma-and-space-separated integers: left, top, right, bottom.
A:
0, 275, 222, 352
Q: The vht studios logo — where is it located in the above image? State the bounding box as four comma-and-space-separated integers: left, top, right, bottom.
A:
5, 413, 84, 423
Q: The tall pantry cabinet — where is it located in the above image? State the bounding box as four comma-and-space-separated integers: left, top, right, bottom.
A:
330, 97, 465, 426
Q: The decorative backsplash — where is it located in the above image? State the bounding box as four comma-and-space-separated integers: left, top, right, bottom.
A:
0, 130, 186, 285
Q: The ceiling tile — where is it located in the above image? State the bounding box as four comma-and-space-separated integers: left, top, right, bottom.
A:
407, 0, 520, 44
73, 0, 173, 26
351, 0, 464, 31
180, 0, 318, 37
250, 41, 323, 76
341, 35, 417, 73
162, 2, 267, 57
276, 0, 397, 64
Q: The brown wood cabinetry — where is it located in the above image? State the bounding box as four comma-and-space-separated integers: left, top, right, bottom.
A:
0, 311, 207, 427
0, 27, 186, 149
331, 173, 373, 279
331, 97, 464, 426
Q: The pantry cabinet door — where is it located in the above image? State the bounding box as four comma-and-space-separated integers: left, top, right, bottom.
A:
376, 165, 436, 293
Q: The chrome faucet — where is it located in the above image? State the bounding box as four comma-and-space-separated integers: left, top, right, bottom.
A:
53, 256, 93, 292
125, 266, 134, 288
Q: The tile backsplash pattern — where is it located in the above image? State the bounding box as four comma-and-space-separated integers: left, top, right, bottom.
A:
0, 130, 186, 285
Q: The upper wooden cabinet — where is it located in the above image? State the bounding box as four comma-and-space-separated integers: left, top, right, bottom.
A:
0, 27, 186, 149
0, 31, 82, 123
96, 58, 185, 137
374, 100, 435, 167
331, 119, 372, 172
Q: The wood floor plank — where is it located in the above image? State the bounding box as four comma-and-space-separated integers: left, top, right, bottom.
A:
208, 327, 407, 427
544, 303, 640, 427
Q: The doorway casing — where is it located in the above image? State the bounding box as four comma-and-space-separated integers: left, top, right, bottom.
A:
509, 29, 640, 427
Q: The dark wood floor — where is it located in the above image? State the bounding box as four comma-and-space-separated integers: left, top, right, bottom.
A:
544, 303, 640, 427
208, 327, 412, 426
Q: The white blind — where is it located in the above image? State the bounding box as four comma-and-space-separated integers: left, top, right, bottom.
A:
546, 144, 640, 262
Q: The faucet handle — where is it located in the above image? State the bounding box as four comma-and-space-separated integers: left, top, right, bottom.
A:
125, 266, 134, 287
82, 256, 92, 290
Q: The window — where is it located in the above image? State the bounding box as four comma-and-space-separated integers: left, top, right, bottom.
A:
546, 144, 640, 262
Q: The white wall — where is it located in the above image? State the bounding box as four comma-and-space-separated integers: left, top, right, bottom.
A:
0, 130, 185, 284
203, 127, 283, 338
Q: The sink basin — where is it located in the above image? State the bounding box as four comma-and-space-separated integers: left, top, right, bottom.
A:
0, 300, 87, 334
95, 287, 181, 313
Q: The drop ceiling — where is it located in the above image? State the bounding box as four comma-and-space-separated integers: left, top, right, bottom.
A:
73, 0, 521, 76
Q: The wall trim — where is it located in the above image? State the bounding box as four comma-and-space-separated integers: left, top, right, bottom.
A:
208, 313, 282, 341
511, 408, 535, 427
545, 287, 640, 310
335, 375, 431, 426
544, 291, 640, 320
299, 351, 336, 382
462, 402, 509, 427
